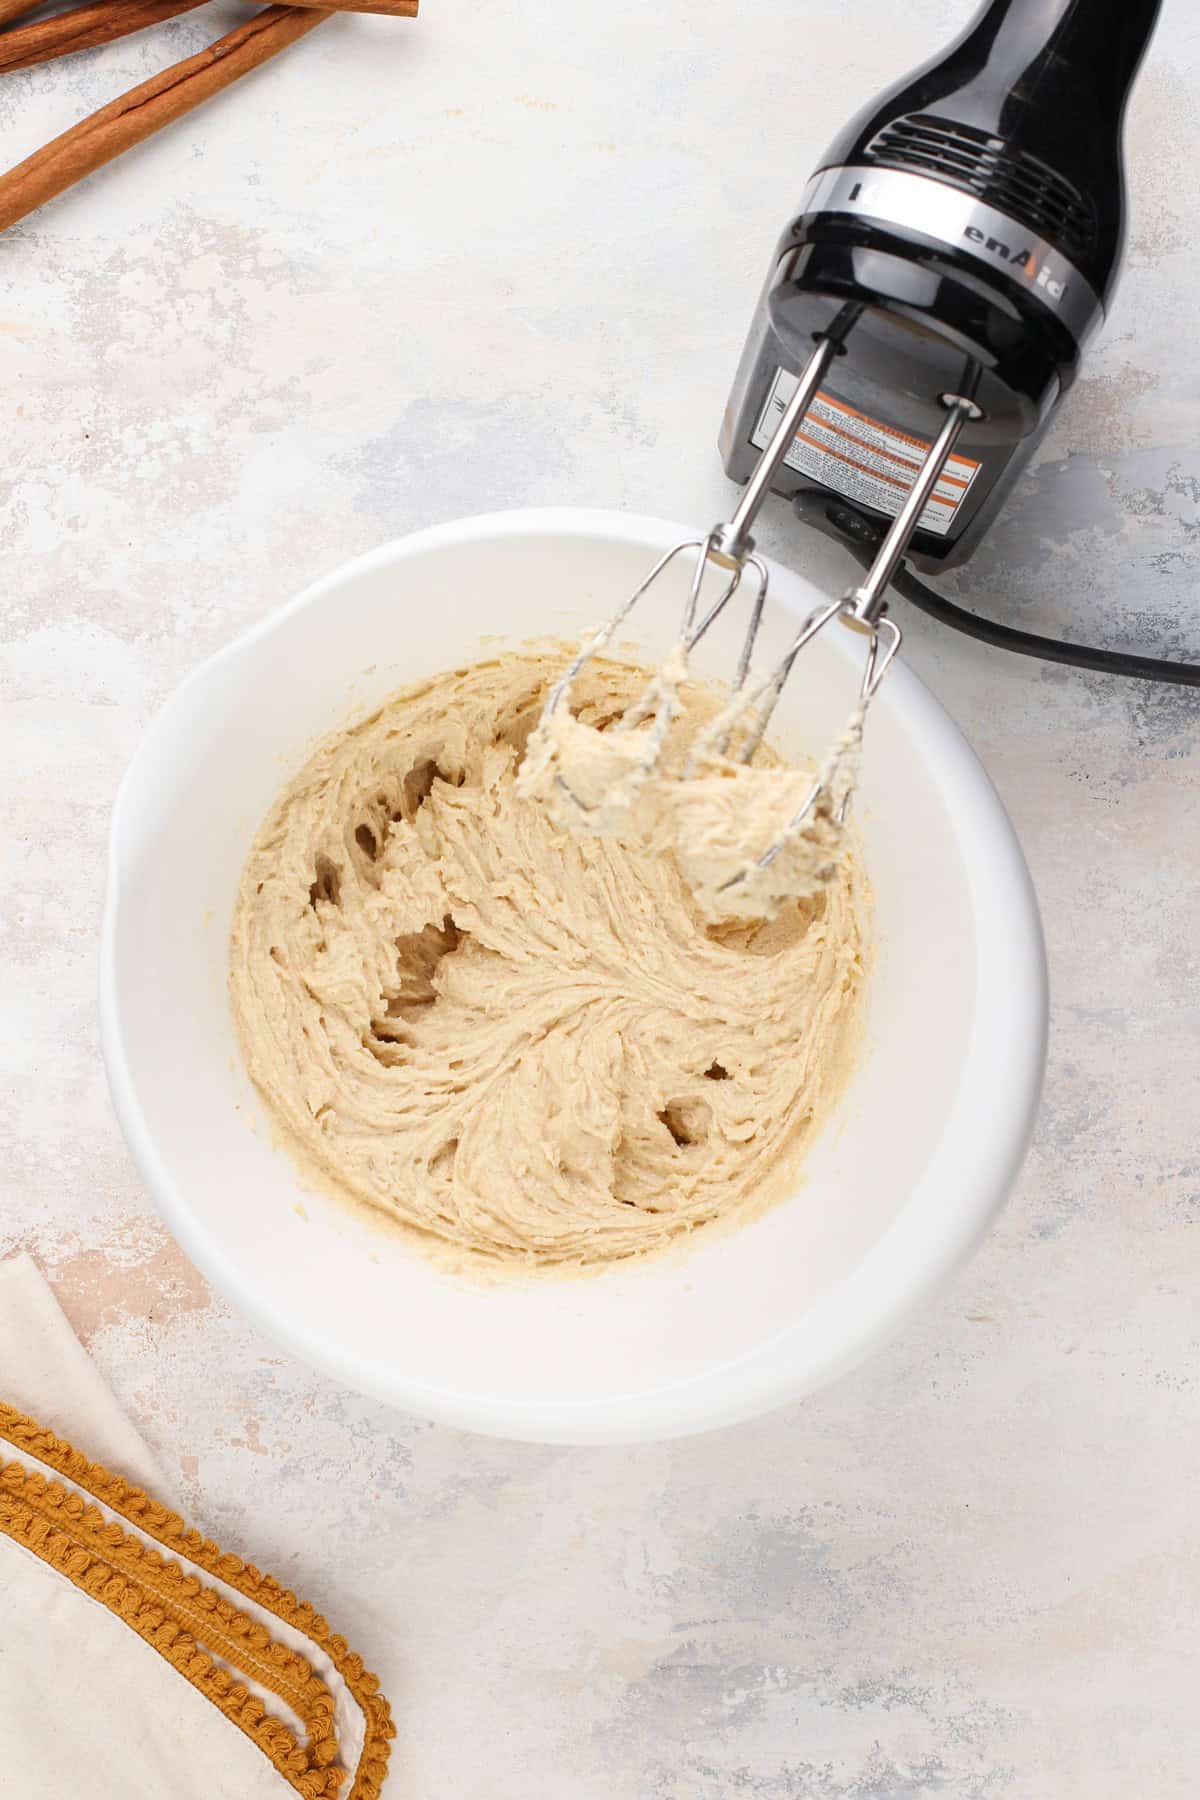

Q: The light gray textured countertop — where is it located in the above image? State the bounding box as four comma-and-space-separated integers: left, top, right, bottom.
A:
3, 2, 1198, 1794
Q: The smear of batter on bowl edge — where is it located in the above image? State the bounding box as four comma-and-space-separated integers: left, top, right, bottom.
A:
229, 646, 868, 1274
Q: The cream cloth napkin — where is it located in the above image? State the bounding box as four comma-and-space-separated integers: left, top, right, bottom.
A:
0, 1254, 392, 1799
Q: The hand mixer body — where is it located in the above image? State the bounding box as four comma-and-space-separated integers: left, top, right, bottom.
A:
720, 0, 1163, 572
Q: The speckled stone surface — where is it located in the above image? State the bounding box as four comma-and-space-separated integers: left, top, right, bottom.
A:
3, 2, 1198, 1794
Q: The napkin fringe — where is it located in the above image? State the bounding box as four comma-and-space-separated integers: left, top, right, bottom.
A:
0, 1403, 393, 1800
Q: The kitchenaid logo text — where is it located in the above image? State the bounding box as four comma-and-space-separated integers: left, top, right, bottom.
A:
962, 225, 1068, 299
844, 179, 1069, 303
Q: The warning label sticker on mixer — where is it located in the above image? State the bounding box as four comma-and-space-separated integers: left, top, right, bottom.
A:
751, 366, 981, 538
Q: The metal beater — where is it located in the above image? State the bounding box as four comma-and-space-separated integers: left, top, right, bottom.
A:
537, 315, 972, 884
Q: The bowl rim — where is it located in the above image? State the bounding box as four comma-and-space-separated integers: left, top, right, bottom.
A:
100, 506, 1048, 1443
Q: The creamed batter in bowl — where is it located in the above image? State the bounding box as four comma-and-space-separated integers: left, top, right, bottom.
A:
229, 648, 867, 1272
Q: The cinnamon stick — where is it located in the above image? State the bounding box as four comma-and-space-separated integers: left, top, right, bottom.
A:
0, 0, 418, 70
0, 0, 42, 23
0, 0, 210, 74
0, 5, 330, 232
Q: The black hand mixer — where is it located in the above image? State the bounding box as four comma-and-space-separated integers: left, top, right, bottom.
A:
717, 0, 1194, 689
538, 0, 1192, 877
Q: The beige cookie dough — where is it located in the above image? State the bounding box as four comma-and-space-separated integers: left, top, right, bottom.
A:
230, 649, 867, 1272
518, 649, 864, 923
518, 642, 689, 838
659, 704, 865, 922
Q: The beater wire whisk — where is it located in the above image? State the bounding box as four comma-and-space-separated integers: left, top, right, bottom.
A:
534, 314, 979, 871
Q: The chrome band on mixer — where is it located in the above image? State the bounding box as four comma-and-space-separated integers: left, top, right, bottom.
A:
800, 165, 1103, 344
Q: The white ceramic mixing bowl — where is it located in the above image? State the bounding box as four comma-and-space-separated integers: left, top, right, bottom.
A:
100, 509, 1046, 1443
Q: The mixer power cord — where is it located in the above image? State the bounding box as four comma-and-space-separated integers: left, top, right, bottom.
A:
799, 494, 1200, 689
890, 565, 1200, 689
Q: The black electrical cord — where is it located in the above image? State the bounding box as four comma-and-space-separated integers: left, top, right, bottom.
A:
795, 492, 1200, 689
890, 563, 1200, 688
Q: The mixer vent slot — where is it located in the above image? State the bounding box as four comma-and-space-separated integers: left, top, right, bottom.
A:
866, 113, 1096, 261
